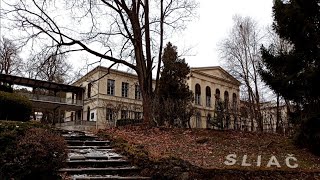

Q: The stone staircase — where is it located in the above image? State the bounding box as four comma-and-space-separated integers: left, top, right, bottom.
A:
58, 131, 150, 180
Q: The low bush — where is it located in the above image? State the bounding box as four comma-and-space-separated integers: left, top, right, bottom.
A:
0, 121, 67, 179
0, 84, 13, 93
116, 119, 143, 127
294, 114, 320, 156
0, 91, 32, 121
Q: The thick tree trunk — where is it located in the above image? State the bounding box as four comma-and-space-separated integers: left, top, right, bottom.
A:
136, 64, 153, 126
142, 94, 152, 126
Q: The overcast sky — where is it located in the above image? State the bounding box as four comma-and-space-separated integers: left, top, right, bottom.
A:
177, 0, 274, 68
0, 0, 274, 71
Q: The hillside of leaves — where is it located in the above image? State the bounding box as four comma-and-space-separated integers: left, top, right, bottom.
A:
102, 126, 320, 172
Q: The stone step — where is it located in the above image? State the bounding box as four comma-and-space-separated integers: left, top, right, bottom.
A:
58, 167, 139, 175
64, 135, 99, 141
68, 149, 123, 160
66, 140, 111, 146
80, 155, 124, 160
66, 159, 130, 168
71, 175, 151, 180
69, 155, 124, 161
67, 146, 113, 149
69, 148, 116, 153
61, 130, 87, 136
58, 130, 150, 180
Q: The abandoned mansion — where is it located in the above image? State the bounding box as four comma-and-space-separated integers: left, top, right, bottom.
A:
63, 66, 241, 129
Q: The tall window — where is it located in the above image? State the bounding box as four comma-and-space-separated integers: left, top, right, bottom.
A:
207, 113, 212, 128
215, 89, 221, 102
224, 91, 229, 110
107, 79, 115, 95
77, 110, 82, 120
90, 112, 94, 121
196, 112, 201, 128
215, 89, 220, 99
195, 84, 201, 105
86, 106, 90, 121
106, 108, 113, 121
232, 93, 237, 111
215, 89, 221, 110
87, 83, 92, 98
122, 82, 129, 97
135, 85, 141, 100
206, 86, 211, 107
71, 112, 74, 121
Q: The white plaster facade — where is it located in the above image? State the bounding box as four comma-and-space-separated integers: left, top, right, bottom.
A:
65, 66, 241, 129
188, 67, 241, 128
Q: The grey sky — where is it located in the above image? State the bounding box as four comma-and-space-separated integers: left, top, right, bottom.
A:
176, 0, 274, 68
0, 0, 274, 72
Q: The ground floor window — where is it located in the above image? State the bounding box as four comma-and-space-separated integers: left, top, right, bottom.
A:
121, 110, 128, 119
196, 112, 201, 128
71, 112, 74, 121
106, 108, 113, 121
134, 112, 142, 119
86, 107, 90, 121
90, 112, 94, 121
207, 113, 212, 128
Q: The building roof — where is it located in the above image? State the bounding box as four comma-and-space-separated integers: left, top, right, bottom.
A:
0, 74, 84, 93
190, 66, 241, 86
73, 66, 158, 85
72, 65, 241, 87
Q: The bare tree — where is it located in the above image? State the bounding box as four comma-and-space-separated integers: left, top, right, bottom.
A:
0, 37, 23, 75
219, 15, 264, 131
260, 26, 294, 133
3, 0, 198, 125
26, 47, 72, 83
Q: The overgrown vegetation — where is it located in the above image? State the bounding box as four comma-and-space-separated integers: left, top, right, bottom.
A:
294, 115, 320, 156
0, 84, 13, 93
98, 126, 320, 179
154, 42, 194, 127
0, 91, 32, 121
260, 0, 320, 155
0, 121, 67, 179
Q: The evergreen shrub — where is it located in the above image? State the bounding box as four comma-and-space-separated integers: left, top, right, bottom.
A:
0, 91, 32, 121
294, 115, 320, 156
0, 121, 67, 179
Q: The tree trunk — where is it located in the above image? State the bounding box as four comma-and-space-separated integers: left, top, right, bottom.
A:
142, 92, 153, 126
276, 93, 281, 133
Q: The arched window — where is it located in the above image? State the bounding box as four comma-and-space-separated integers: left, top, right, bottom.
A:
195, 84, 201, 105
206, 86, 211, 107
196, 112, 201, 128
224, 91, 229, 109
215, 89, 221, 110
232, 93, 237, 111
215, 88, 220, 101
215, 89, 220, 97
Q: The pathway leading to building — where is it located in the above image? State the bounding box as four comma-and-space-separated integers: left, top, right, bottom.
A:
58, 130, 150, 180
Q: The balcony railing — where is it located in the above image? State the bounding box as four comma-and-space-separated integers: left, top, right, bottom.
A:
19, 92, 83, 106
